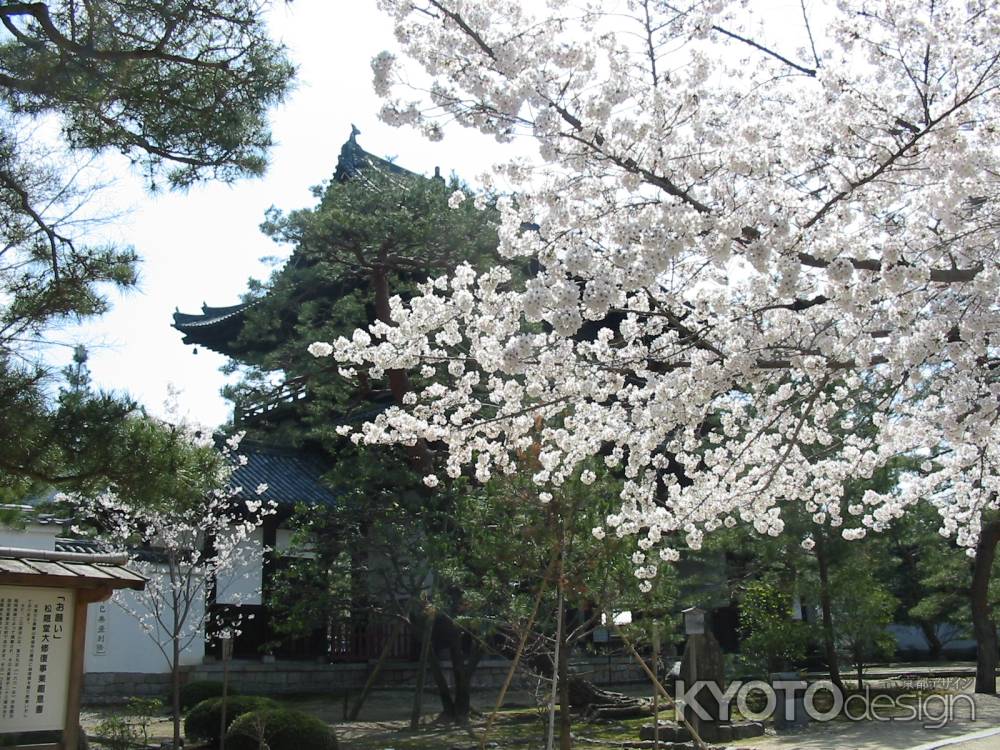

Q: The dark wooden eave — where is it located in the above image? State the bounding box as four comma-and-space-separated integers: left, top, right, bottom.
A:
172, 301, 259, 355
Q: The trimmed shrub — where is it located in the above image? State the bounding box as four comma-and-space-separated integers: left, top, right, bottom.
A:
225, 708, 338, 750
184, 696, 278, 747
179, 680, 241, 712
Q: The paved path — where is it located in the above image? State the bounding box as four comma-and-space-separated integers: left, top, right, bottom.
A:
940, 736, 1000, 750
740, 695, 1000, 750
907, 727, 1000, 749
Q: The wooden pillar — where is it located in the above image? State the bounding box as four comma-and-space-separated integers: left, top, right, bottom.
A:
63, 588, 111, 750
260, 517, 278, 657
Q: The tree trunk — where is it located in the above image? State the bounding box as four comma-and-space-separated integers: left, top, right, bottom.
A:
371, 268, 431, 470
410, 609, 436, 729
558, 622, 572, 750
447, 628, 482, 724
428, 648, 457, 719
170, 558, 182, 750
172, 634, 181, 749
815, 533, 846, 692
424, 623, 484, 725
919, 621, 944, 661
371, 267, 410, 404
971, 520, 1000, 694
546, 584, 563, 750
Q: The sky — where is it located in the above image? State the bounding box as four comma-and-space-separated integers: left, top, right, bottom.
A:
61, 1, 520, 428
57, 1, 820, 430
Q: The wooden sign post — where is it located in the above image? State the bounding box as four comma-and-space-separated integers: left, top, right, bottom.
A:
0, 548, 145, 750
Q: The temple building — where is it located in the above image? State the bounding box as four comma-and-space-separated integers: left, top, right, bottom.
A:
171, 129, 440, 663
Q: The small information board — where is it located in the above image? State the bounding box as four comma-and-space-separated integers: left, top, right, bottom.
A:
0, 586, 75, 732
0, 548, 145, 749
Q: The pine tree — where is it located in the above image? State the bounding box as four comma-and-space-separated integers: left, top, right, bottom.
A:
0, 1, 293, 492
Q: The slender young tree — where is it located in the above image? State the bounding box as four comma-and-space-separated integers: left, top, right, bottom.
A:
66, 426, 274, 748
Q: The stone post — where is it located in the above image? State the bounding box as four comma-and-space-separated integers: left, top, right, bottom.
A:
771, 671, 810, 730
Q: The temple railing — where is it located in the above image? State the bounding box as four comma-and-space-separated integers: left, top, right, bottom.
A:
235, 378, 309, 425
329, 620, 414, 662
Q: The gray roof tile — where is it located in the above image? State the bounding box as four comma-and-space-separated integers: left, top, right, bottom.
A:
229, 443, 337, 509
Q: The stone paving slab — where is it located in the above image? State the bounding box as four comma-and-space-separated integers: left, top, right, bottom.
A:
905, 726, 1000, 750
936, 736, 1000, 750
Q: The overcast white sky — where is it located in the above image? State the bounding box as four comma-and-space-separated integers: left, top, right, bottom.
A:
60, 1, 520, 428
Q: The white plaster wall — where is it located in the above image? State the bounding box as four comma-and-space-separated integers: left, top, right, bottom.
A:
84, 566, 206, 673
886, 623, 976, 655
214, 527, 263, 606
0, 524, 58, 551
275, 526, 314, 558
274, 527, 294, 554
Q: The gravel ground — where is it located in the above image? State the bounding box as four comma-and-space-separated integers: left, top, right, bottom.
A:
80, 677, 1000, 750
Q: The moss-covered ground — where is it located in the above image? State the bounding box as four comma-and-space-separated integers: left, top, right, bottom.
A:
340, 707, 671, 750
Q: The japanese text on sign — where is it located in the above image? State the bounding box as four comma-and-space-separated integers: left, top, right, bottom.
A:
0, 586, 73, 733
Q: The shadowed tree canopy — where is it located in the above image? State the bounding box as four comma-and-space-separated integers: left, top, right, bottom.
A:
221, 146, 500, 435
0, 0, 294, 493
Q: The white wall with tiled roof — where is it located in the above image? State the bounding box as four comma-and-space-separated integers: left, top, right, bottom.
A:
84, 566, 206, 674
1, 516, 207, 676
215, 527, 263, 606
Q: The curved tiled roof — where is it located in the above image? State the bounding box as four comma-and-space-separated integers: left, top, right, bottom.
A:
171, 128, 433, 356
172, 300, 262, 354
55, 537, 103, 554
229, 442, 337, 509
173, 302, 257, 329
333, 125, 418, 182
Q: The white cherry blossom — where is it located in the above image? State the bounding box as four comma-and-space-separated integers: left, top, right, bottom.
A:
325, 0, 1000, 562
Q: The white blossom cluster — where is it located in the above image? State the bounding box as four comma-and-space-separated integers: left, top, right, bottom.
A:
322, 0, 1000, 565
63, 430, 276, 662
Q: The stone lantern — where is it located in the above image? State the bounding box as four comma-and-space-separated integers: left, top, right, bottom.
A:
640, 605, 765, 744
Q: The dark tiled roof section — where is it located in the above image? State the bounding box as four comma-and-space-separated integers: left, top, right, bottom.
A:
0, 507, 68, 526
229, 443, 337, 509
173, 302, 257, 329
333, 125, 417, 183
171, 300, 261, 354
55, 537, 103, 554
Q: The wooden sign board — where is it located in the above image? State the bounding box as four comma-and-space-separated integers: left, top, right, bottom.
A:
0, 586, 75, 733
0, 549, 145, 750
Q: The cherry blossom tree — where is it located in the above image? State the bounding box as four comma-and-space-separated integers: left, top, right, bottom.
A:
317, 0, 1000, 691
66, 429, 274, 746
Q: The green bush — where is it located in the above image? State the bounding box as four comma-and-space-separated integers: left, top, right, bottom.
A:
95, 697, 161, 750
179, 680, 241, 712
737, 580, 812, 675
184, 696, 278, 747
225, 708, 338, 750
